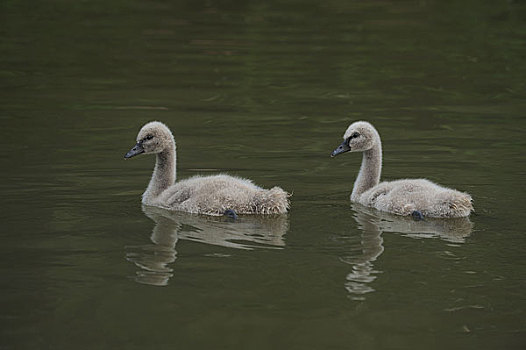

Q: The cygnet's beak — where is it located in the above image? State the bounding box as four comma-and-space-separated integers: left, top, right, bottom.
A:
124, 141, 145, 159
331, 140, 351, 157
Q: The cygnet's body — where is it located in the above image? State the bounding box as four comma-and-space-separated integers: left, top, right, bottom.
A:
331, 121, 473, 218
125, 121, 289, 216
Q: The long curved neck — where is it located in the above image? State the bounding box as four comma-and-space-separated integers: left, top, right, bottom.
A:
351, 139, 382, 201
143, 143, 176, 203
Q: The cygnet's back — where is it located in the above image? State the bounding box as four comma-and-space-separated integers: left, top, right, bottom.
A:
125, 121, 290, 216
360, 178, 473, 218
157, 174, 289, 215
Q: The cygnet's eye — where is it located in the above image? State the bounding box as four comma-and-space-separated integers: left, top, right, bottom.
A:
351, 132, 360, 138
145, 135, 154, 141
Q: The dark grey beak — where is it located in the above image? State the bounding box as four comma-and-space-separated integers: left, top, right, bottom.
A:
124, 141, 145, 159
331, 140, 351, 157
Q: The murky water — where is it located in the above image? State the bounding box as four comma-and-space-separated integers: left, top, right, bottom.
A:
1, 0, 525, 348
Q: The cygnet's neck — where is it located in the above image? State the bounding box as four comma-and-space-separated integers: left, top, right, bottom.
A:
143, 143, 176, 203
351, 139, 382, 201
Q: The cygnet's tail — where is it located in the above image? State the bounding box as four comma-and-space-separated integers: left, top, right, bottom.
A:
254, 187, 290, 214
449, 194, 473, 217
437, 191, 473, 218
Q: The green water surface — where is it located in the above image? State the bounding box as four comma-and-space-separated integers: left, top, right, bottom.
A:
1, 0, 525, 349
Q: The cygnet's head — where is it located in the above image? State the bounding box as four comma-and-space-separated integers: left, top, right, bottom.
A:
331, 121, 379, 157
124, 121, 175, 159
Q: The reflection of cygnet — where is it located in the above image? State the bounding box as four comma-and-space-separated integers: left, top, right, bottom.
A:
126, 211, 179, 286
340, 208, 385, 299
143, 206, 289, 250
126, 206, 289, 286
341, 204, 474, 299
351, 204, 473, 243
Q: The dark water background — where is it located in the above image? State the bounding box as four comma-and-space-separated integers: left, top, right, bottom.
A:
1, 0, 525, 349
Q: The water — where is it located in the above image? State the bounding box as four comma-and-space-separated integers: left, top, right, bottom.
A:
1, 0, 525, 348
